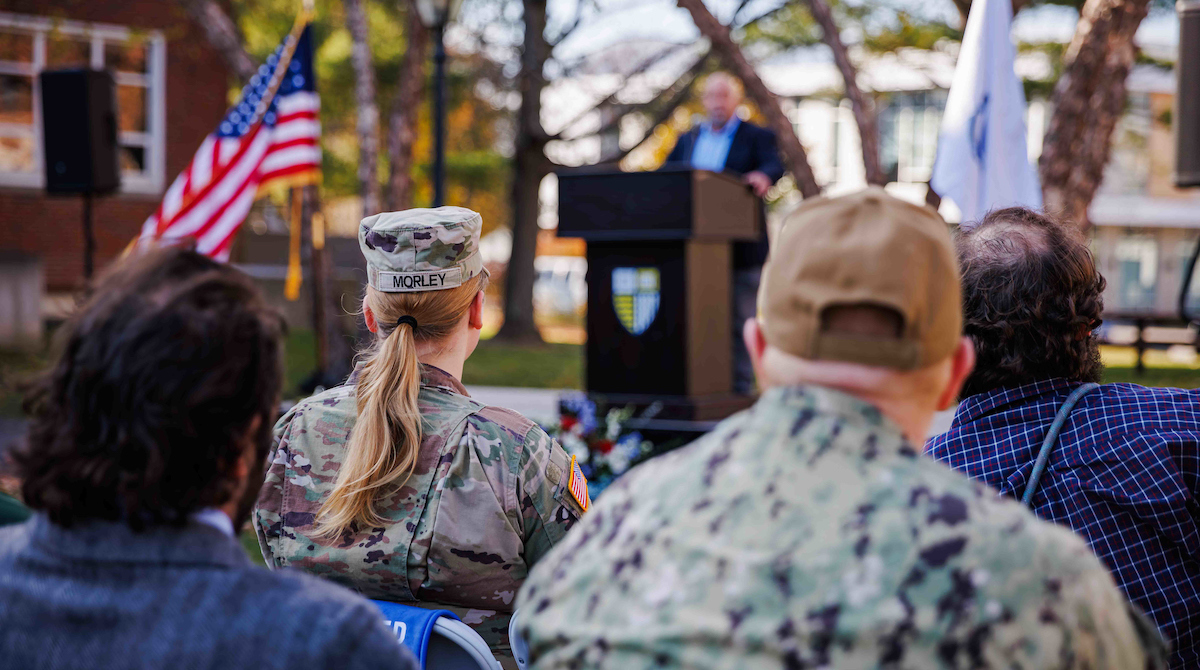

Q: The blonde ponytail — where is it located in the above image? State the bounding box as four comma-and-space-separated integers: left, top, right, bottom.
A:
315, 272, 488, 538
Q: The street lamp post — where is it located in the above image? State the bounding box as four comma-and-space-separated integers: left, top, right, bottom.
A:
415, 0, 461, 208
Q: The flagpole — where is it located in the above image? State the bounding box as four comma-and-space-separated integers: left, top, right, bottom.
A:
304, 184, 335, 385
296, 0, 337, 385
309, 199, 330, 376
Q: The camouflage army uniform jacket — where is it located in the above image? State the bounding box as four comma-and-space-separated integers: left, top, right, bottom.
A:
517, 385, 1169, 669
255, 364, 584, 654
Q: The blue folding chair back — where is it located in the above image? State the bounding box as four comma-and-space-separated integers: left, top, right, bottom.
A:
372, 600, 502, 670
508, 608, 530, 670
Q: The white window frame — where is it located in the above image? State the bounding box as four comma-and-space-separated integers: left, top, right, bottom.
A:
0, 11, 166, 195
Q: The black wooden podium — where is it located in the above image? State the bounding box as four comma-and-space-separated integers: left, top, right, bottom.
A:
557, 167, 761, 421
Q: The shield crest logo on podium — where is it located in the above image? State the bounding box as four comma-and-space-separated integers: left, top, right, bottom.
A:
612, 267, 660, 336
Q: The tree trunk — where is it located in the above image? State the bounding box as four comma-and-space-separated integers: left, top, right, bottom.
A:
676, 0, 821, 198
802, 0, 884, 185
344, 0, 383, 217
1039, 0, 1151, 228
173, 0, 258, 80
496, 0, 550, 344
386, 1, 429, 211
951, 0, 1031, 27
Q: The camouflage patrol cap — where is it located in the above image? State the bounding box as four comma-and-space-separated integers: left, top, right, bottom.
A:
760, 187, 962, 369
359, 206, 485, 292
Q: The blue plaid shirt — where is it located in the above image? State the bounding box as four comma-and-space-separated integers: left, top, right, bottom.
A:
927, 378, 1200, 668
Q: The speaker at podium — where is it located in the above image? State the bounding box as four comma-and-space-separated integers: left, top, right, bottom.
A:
557, 167, 762, 423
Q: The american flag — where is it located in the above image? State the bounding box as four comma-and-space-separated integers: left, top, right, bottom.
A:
138, 21, 320, 261
568, 455, 591, 513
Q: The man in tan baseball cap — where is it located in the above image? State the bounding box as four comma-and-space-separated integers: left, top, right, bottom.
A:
744, 185, 971, 443
516, 187, 1167, 669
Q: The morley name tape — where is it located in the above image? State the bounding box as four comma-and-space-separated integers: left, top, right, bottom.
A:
375, 267, 464, 292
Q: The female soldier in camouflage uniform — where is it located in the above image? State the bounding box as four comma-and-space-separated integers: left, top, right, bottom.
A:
254, 207, 586, 663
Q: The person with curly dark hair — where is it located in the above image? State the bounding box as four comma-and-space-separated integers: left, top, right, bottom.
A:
954, 206, 1106, 397
0, 247, 417, 670
927, 207, 1200, 669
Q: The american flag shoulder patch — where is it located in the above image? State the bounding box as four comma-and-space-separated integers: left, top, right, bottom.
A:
567, 455, 590, 513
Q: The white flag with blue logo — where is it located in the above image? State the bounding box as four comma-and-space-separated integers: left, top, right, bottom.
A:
931, 0, 1041, 226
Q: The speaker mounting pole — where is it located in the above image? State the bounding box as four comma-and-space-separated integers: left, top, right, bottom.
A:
39, 69, 120, 285
82, 191, 95, 280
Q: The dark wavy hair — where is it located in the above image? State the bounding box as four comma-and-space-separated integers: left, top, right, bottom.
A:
15, 246, 285, 530
956, 207, 1105, 397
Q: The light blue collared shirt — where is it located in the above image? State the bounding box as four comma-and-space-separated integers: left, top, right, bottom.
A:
192, 508, 235, 538
690, 116, 741, 172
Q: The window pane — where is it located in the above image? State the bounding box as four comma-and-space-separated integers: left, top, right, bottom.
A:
0, 74, 33, 125
46, 35, 91, 68
105, 40, 146, 73
0, 134, 35, 172
0, 31, 33, 63
1114, 234, 1158, 310
1180, 237, 1200, 313
120, 144, 145, 173
117, 85, 146, 132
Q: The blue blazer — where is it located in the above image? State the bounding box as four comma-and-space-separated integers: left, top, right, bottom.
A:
664, 120, 785, 184
665, 120, 785, 267
0, 515, 419, 670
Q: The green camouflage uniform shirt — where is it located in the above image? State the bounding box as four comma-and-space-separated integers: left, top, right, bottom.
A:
254, 364, 584, 655
517, 385, 1169, 669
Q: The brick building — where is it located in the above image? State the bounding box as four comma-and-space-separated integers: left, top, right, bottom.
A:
0, 1, 229, 301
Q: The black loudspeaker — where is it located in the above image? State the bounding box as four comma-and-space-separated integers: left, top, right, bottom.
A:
39, 69, 120, 194
1178, 1, 1200, 188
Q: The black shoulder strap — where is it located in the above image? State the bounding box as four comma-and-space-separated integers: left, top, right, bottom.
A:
1021, 383, 1101, 506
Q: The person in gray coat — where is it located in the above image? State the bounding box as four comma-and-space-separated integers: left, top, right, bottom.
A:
0, 246, 417, 670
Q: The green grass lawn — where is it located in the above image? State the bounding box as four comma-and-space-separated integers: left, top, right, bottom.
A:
240, 528, 267, 567
282, 329, 320, 396
0, 331, 585, 418
282, 331, 583, 395
1100, 345, 1200, 389
0, 348, 47, 418
8, 339, 1200, 419
462, 341, 582, 389
1102, 366, 1200, 389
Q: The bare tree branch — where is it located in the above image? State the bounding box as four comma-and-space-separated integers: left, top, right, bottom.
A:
591, 51, 711, 145
952, 0, 1033, 26
344, 0, 382, 216
731, 0, 758, 24
676, 0, 821, 198
736, 1, 793, 29
549, 0, 596, 47
802, 0, 884, 185
551, 43, 691, 140
951, 0, 972, 24
597, 51, 712, 164
1039, 0, 1152, 228
173, 0, 258, 80
387, 0, 429, 211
